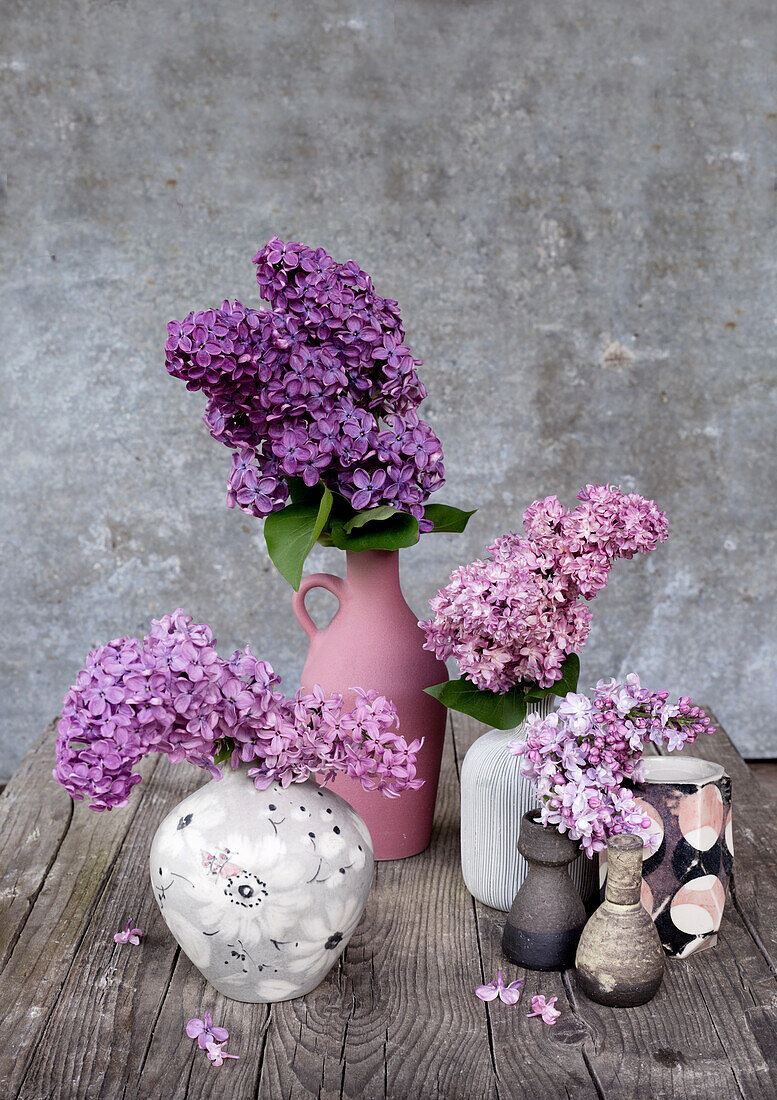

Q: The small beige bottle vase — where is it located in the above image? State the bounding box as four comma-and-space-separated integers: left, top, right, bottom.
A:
575, 834, 665, 1007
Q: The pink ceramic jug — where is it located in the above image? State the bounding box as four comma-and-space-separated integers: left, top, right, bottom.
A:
292, 549, 448, 860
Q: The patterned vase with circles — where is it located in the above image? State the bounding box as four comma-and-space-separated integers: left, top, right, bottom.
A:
460, 698, 598, 913
598, 755, 733, 958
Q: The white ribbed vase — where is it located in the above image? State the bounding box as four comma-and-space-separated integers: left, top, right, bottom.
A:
460, 698, 598, 912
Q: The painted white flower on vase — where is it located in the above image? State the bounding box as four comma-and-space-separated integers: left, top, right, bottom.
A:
150, 768, 374, 1003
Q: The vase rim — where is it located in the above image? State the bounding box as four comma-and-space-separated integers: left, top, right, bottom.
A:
639, 756, 724, 785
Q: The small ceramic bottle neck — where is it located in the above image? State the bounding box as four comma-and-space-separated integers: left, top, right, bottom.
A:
604, 835, 644, 906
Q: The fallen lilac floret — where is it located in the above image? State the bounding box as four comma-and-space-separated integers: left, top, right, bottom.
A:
475, 968, 524, 1005
186, 1011, 229, 1051
113, 920, 143, 945
526, 994, 561, 1025
205, 1040, 240, 1067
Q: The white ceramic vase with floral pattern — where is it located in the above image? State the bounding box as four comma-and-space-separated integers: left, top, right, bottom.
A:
150, 767, 374, 1003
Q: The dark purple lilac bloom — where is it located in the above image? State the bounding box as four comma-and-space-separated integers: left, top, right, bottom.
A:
350, 469, 387, 510
164, 240, 445, 523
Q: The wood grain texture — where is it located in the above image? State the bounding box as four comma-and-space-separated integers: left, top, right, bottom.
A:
0, 743, 163, 1097
0, 722, 72, 969
1, 716, 776, 1098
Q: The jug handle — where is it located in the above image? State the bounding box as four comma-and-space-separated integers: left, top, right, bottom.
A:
292, 573, 347, 640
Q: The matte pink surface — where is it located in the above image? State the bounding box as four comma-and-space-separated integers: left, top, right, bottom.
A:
292, 549, 448, 860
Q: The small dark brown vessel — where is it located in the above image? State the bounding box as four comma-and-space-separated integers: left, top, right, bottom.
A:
575, 833, 665, 1007
502, 811, 587, 970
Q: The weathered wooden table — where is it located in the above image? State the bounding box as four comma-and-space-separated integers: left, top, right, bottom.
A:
1, 712, 775, 1099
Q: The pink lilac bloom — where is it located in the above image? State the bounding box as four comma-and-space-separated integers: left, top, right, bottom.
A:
526, 995, 561, 1024
475, 969, 524, 1005
246, 686, 424, 798
509, 675, 714, 857
420, 485, 668, 692
113, 920, 143, 945
186, 1012, 229, 1051
205, 1041, 239, 1067
205, 1038, 238, 1064
54, 611, 423, 810
164, 240, 445, 530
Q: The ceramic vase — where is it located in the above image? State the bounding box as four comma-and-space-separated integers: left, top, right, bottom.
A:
606, 756, 732, 958
576, 834, 665, 1007
460, 698, 597, 912
149, 768, 374, 1003
292, 548, 448, 861
502, 812, 587, 970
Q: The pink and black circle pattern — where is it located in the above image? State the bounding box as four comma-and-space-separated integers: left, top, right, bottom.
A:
599, 759, 732, 957
636, 762, 732, 957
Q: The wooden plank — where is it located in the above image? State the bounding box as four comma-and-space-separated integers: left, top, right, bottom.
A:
451, 713, 600, 1099
120, 941, 271, 1100
0, 738, 161, 1097
0, 722, 73, 970
14, 755, 204, 1099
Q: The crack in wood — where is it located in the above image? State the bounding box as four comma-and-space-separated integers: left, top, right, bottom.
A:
697, 981, 747, 1100
136, 945, 181, 1082
730, 872, 777, 982
250, 1009, 272, 1100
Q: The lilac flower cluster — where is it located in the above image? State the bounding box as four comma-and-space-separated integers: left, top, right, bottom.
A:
420, 485, 668, 692
509, 675, 714, 857
245, 684, 423, 799
164, 239, 444, 528
54, 610, 422, 811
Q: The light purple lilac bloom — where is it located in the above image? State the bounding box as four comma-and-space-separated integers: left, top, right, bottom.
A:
420, 485, 668, 692
475, 969, 524, 1005
205, 1041, 239, 1066
509, 675, 714, 857
113, 920, 143, 945
165, 240, 445, 530
526, 995, 561, 1024
54, 610, 423, 811
186, 1012, 229, 1051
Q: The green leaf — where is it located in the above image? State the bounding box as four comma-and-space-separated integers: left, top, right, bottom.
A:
264, 489, 334, 589
330, 511, 420, 552
213, 742, 232, 766
343, 505, 400, 533
287, 478, 324, 506
424, 677, 529, 730
524, 653, 581, 700
424, 503, 477, 533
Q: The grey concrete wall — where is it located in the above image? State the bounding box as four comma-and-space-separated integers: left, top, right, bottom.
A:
2, 0, 775, 779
